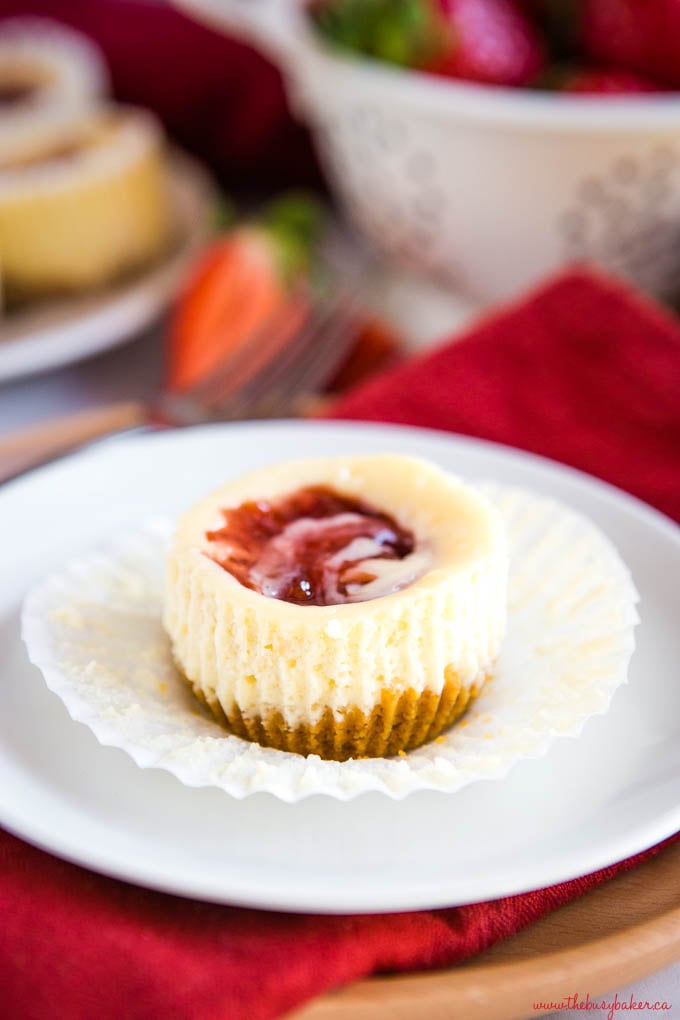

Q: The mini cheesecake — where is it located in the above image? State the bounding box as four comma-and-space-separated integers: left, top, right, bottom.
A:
164, 454, 508, 760
0, 106, 171, 301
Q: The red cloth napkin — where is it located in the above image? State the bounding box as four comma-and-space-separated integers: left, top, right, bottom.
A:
2, 267, 680, 1020
332, 266, 680, 522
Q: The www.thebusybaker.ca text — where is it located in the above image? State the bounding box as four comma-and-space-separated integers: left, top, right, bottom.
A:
533, 991, 672, 1020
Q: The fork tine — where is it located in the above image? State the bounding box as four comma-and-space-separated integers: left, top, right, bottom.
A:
215, 293, 352, 419
208, 313, 328, 420
162, 295, 324, 424
246, 299, 352, 405
231, 301, 356, 419
197, 297, 309, 408
248, 308, 357, 419
164, 224, 377, 425
217, 235, 375, 413
222, 297, 358, 421
285, 302, 358, 394
160, 303, 304, 425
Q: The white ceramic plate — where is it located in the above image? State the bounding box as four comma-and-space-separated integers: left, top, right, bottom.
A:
1, 421, 679, 913
0, 152, 215, 384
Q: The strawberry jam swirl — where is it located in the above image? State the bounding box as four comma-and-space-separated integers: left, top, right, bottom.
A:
205, 485, 431, 606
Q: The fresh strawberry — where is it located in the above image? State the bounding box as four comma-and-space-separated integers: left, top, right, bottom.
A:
549, 66, 662, 94
581, 0, 680, 89
309, 0, 545, 85
167, 194, 323, 393
435, 0, 546, 85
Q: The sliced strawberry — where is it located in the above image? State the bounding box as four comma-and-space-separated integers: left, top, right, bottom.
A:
167, 194, 325, 394
433, 0, 546, 85
167, 230, 287, 393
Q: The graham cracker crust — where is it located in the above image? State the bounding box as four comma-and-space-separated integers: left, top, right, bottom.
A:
184, 668, 486, 761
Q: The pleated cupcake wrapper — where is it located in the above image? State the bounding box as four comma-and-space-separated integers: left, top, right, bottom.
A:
21, 484, 639, 802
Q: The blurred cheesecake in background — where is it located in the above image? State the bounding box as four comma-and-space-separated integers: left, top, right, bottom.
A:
0, 19, 173, 308
0, 107, 172, 302
0, 18, 109, 168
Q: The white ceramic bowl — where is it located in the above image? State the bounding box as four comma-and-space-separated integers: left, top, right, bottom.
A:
178, 0, 680, 302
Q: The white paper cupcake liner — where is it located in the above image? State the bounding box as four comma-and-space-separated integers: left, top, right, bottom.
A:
21, 484, 639, 802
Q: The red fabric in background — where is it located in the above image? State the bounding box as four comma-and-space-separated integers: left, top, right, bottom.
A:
1, 829, 675, 1020
332, 267, 680, 522
0, 0, 320, 188
2, 267, 680, 1019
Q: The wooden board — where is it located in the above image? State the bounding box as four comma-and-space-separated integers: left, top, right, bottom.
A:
289, 839, 680, 1020
0, 402, 146, 485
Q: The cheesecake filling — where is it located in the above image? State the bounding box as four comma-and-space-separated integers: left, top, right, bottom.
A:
205, 485, 431, 606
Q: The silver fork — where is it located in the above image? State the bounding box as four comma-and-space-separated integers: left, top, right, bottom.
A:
0, 292, 361, 484
0, 230, 374, 481
163, 221, 371, 422
161, 288, 359, 424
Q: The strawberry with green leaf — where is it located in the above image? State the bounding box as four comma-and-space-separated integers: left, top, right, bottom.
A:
168, 194, 403, 398
309, 0, 446, 68
310, 0, 545, 86
168, 194, 323, 393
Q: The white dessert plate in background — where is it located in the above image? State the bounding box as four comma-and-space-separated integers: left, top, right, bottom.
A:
0, 152, 215, 384
1, 421, 679, 913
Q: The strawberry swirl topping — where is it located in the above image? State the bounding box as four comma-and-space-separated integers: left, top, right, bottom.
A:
205, 485, 429, 606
